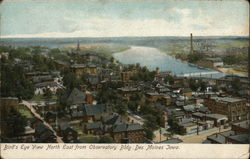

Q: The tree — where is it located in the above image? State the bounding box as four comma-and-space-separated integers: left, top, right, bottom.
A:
0, 104, 27, 138
99, 134, 114, 143
168, 114, 180, 134
232, 78, 241, 90
44, 88, 53, 100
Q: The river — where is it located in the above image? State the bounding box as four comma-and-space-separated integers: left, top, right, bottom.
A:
113, 46, 225, 78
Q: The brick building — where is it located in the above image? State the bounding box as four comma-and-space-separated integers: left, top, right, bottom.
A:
204, 97, 249, 122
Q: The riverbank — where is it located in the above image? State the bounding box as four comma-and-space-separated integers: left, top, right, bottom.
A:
217, 67, 247, 76
113, 46, 225, 78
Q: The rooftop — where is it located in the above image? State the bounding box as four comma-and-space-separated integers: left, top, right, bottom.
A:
67, 88, 86, 105
211, 97, 245, 104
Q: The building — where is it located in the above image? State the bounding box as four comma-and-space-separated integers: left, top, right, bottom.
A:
180, 88, 193, 98
121, 70, 138, 82
66, 88, 93, 107
70, 64, 98, 76
204, 97, 249, 122
197, 57, 223, 68
112, 122, 144, 143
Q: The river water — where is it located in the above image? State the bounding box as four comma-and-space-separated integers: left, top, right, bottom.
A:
113, 46, 225, 78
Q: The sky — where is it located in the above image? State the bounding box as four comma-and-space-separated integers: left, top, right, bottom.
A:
0, 0, 249, 38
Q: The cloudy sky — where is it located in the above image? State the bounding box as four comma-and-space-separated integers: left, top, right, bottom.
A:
0, 0, 249, 38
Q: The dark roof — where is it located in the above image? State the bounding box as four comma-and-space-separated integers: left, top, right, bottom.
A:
71, 111, 84, 118
227, 134, 249, 144
113, 123, 143, 133
35, 124, 50, 135
207, 130, 235, 144
67, 88, 86, 105
59, 122, 70, 131
102, 114, 121, 125
30, 117, 42, 125
160, 138, 183, 144
36, 131, 55, 143
82, 104, 105, 116
232, 120, 250, 130
86, 121, 103, 130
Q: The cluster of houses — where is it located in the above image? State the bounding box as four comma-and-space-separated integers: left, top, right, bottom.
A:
25, 71, 64, 95
1, 42, 249, 144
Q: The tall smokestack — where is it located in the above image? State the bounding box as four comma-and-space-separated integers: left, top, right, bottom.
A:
190, 33, 193, 54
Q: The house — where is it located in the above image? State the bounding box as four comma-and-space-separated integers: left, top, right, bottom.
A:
58, 122, 78, 143
121, 70, 138, 82
180, 88, 193, 98
77, 104, 109, 122
30, 117, 43, 129
197, 57, 223, 68
112, 122, 144, 143
86, 75, 101, 90
204, 96, 249, 122
45, 111, 57, 123
34, 124, 52, 138
70, 64, 98, 75
84, 121, 104, 135
34, 82, 60, 95
231, 120, 250, 134
154, 71, 171, 83
205, 114, 228, 127
145, 92, 164, 103
0, 97, 19, 110
178, 121, 197, 135
117, 87, 140, 98
66, 88, 93, 107
206, 130, 236, 144
36, 131, 56, 143
226, 133, 249, 144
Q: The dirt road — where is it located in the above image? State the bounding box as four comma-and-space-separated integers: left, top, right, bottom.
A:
22, 100, 64, 143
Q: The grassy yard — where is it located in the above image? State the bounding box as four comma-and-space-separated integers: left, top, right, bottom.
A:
18, 105, 34, 119
78, 134, 100, 143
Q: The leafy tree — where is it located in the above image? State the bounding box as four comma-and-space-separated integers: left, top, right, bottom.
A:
187, 53, 203, 63
0, 104, 27, 138
168, 114, 180, 134
44, 88, 53, 100
1, 64, 34, 100
232, 78, 241, 90
99, 134, 114, 143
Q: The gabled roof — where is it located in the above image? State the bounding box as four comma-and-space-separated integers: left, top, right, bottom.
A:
35, 124, 50, 135
86, 121, 103, 130
113, 122, 143, 133
36, 131, 55, 143
67, 88, 86, 105
102, 114, 121, 125
78, 104, 105, 116
227, 134, 249, 144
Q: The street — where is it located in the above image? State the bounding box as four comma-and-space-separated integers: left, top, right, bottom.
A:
22, 100, 64, 143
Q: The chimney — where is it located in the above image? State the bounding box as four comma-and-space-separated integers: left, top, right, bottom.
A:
190, 33, 193, 54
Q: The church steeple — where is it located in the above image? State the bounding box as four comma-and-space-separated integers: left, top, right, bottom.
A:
76, 40, 80, 52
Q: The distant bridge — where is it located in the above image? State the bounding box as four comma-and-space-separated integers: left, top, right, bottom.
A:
178, 71, 220, 77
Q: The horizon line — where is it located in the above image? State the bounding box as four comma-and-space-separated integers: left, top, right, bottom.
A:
1, 35, 249, 39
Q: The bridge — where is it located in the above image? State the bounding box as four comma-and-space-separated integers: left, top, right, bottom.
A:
177, 71, 220, 77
